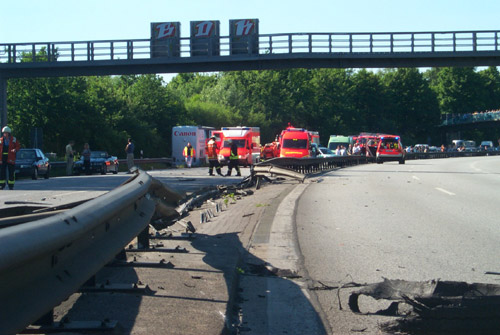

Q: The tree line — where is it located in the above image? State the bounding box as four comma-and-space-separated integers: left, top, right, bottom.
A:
6, 66, 500, 158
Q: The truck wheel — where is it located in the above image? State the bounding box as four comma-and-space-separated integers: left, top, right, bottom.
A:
399, 159, 405, 164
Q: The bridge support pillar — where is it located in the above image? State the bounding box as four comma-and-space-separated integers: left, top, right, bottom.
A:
0, 76, 7, 127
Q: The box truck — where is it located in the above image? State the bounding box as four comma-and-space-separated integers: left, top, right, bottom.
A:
171, 126, 214, 167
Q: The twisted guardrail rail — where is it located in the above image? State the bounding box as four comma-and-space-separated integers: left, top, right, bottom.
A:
0, 170, 182, 335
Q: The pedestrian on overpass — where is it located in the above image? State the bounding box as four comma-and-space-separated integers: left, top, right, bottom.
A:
0, 126, 20, 190
66, 140, 75, 175
206, 135, 223, 176
226, 139, 241, 177
125, 138, 135, 173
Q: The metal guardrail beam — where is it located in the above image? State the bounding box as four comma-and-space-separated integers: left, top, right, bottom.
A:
0, 170, 181, 335
254, 150, 500, 178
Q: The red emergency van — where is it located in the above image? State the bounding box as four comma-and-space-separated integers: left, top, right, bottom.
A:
217, 127, 261, 166
376, 134, 405, 164
279, 126, 313, 158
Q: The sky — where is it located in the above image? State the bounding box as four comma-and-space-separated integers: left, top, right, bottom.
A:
1, 0, 498, 79
2, 0, 499, 43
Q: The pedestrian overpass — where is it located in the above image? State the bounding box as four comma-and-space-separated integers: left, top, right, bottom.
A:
1, 30, 500, 124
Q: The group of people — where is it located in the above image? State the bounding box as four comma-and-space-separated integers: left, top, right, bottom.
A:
65, 141, 97, 175
441, 108, 500, 126
65, 137, 136, 176
182, 136, 241, 177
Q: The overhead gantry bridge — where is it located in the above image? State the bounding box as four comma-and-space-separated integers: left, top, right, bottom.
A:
1, 30, 500, 124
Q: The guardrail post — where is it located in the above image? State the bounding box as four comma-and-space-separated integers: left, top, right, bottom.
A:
431, 33, 435, 52
370, 34, 373, 52
0, 76, 7, 127
110, 42, 114, 60
349, 34, 353, 53
329, 34, 332, 53
288, 34, 293, 53
473, 32, 477, 51
137, 225, 150, 249
32, 44, 36, 62
390, 34, 394, 53
71, 43, 75, 61
309, 34, 313, 53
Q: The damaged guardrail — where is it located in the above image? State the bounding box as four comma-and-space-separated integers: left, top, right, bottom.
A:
253, 150, 500, 181
0, 170, 182, 335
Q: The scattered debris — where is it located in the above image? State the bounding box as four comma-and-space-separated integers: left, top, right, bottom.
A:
347, 278, 500, 334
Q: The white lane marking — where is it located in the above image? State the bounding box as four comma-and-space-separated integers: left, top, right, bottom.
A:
51, 191, 87, 198
435, 187, 455, 196
412, 176, 420, 181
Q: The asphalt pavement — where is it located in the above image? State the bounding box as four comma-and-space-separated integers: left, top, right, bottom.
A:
295, 156, 500, 334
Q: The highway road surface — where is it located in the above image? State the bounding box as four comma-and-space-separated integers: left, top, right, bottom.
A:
295, 156, 500, 334
0, 167, 251, 211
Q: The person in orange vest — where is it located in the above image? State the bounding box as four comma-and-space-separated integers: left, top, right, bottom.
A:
183, 142, 195, 168
206, 135, 223, 176
0, 126, 21, 190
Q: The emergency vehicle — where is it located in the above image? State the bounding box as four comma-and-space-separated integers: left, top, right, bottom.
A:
279, 126, 315, 158
217, 127, 261, 166
376, 134, 405, 164
261, 142, 279, 160
328, 135, 352, 151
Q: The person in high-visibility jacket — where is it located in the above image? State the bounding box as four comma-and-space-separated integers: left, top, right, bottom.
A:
183, 142, 195, 168
206, 136, 223, 176
0, 126, 21, 190
226, 139, 241, 177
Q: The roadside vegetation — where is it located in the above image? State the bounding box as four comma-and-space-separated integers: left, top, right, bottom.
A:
7, 55, 500, 158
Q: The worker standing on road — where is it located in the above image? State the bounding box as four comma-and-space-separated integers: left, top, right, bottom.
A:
82, 143, 92, 175
66, 140, 75, 176
206, 135, 223, 176
226, 139, 241, 177
0, 126, 20, 190
183, 142, 195, 168
125, 138, 134, 173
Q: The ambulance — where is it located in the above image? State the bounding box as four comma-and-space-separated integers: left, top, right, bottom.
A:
217, 127, 261, 166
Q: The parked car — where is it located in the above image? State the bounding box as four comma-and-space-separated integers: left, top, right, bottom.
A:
73, 151, 119, 175
15, 148, 51, 179
479, 141, 494, 151
317, 146, 336, 158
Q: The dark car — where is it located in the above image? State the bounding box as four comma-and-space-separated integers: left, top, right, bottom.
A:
15, 148, 51, 179
73, 150, 119, 175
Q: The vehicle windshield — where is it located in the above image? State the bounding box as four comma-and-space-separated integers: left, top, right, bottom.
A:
17, 150, 36, 160
223, 139, 246, 148
319, 147, 334, 155
282, 139, 308, 149
90, 151, 108, 158
328, 142, 349, 150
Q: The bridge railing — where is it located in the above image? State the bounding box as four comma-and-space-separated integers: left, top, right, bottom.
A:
1, 30, 499, 64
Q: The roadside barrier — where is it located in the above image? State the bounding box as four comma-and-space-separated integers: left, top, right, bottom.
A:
253, 150, 500, 180
0, 170, 182, 335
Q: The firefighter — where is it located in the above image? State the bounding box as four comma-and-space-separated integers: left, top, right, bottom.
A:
226, 139, 241, 177
0, 126, 21, 190
206, 136, 223, 176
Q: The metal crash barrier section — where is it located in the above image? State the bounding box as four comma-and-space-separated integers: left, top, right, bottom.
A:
0, 170, 182, 335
